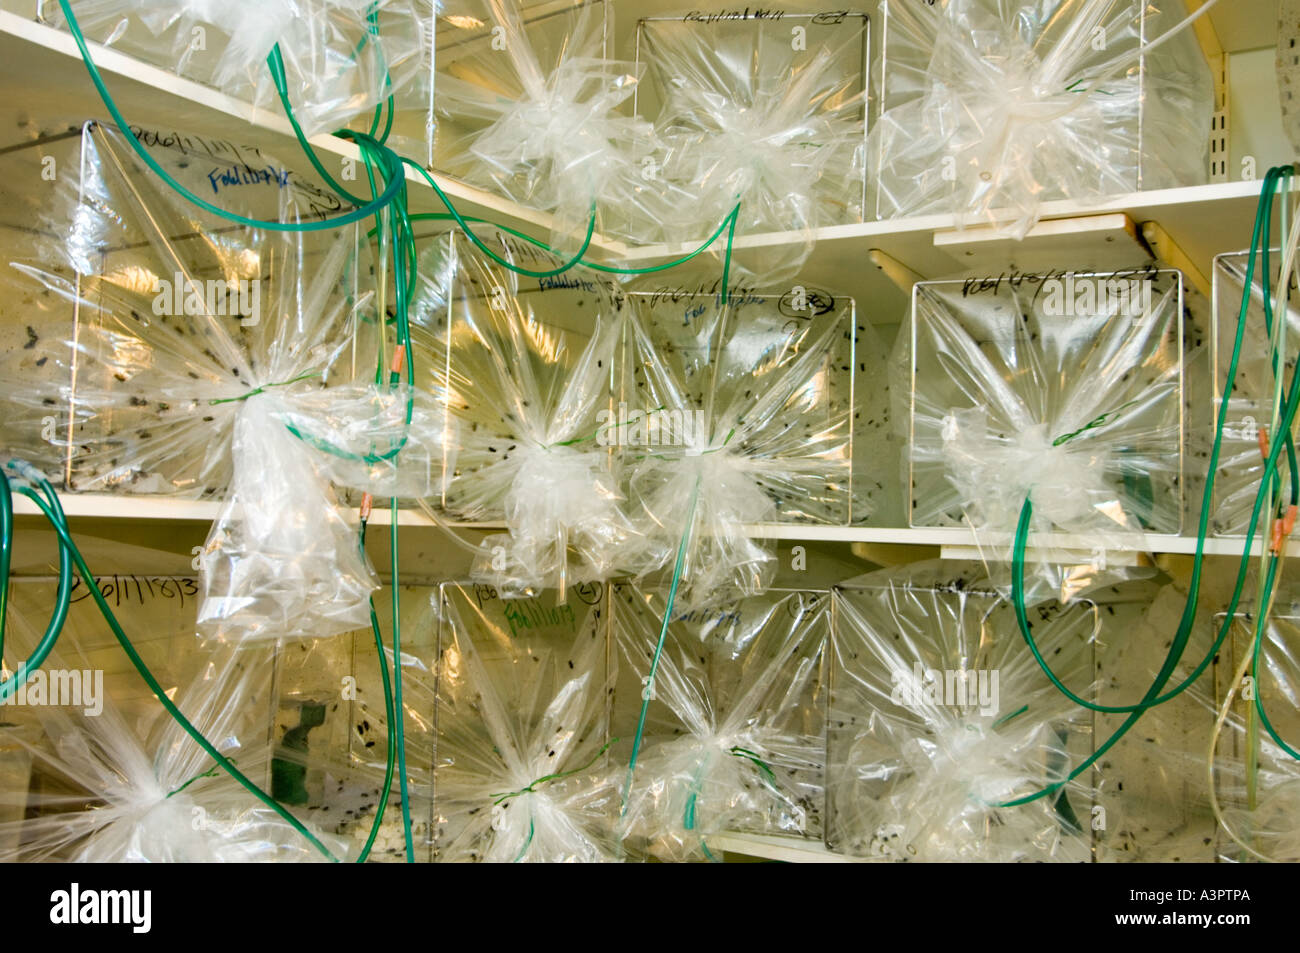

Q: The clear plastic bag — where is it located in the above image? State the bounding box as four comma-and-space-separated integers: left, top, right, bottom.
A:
432, 582, 620, 862
0, 122, 469, 642
896, 268, 1185, 558
627, 9, 869, 279
1202, 593, 1300, 863
824, 560, 1155, 862
265, 585, 440, 862
1088, 582, 1221, 862
615, 285, 855, 608
1210, 248, 1293, 537
432, 0, 649, 253
872, 0, 1211, 236
49, 0, 430, 137
0, 622, 340, 862
614, 585, 828, 861
420, 227, 638, 595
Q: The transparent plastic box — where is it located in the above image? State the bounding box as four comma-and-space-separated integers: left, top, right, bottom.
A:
619, 285, 856, 524
904, 266, 1185, 538
873, 0, 1212, 227
1208, 599, 1300, 863
431, 0, 611, 188
824, 560, 1168, 861
611, 584, 829, 857
423, 225, 622, 518
0, 120, 374, 497
271, 583, 439, 862
627, 8, 871, 246
432, 581, 617, 863
1210, 248, 1291, 538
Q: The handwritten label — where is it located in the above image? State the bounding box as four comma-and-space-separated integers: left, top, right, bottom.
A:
683, 7, 786, 23
206, 164, 292, 195
958, 263, 1160, 307
69, 574, 199, 608
539, 274, 600, 294
502, 599, 577, 638
778, 287, 836, 317
642, 279, 766, 311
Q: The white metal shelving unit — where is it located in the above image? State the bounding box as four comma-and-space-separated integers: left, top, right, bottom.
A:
0, 0, 1292, 863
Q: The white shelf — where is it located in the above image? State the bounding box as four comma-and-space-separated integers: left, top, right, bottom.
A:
11, 492, 1268, 557
0, 11, 626, 249
711, 832, 868, 863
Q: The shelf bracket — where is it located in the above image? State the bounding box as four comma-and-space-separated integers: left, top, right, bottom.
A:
867, 248, 925, 295
1140, 220, 1211, 300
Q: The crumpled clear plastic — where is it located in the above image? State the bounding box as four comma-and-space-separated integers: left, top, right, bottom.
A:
1202, 593, 1300, 862
0, 621, 341, 861
50, 0, 430, 137
431, 583, 620, 862
825, 560, 1154, 862
1088, 581, 1222, 861
872, 0, 1212, 236
432, 0, 650, 254
630, 11, 868, 280
0, 122, 465, 642
1210, 248, 1293, 537
615, 285, 855, 608
614, 585, 828, 862
896, 268, 1185, 563
420, 227, 639, 595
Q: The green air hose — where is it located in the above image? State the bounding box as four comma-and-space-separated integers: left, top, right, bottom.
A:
51, 0, 748, 863
2, 460, 341, 860
997, 166, 1299, 808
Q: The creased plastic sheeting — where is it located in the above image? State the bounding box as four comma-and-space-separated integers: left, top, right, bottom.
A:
433, 0, 648, 254
897, 268, 1184, 556
265, 588, 438, 862
425, 228, 638, 595
616, 288, 854, 608
872, 0, 1211, 236
1088, 582, 1220, 861
614, 585, 827, 862
1210, 249, 1294, 537
196, 389, 377, 643
1, 121, 365, 496
52, 0, 429, 137
432, 583, 619, 862
1204, 596, 1300, 863
826, 560, 1124, 862
630, 12, 868, 280
0, 629, 339, 862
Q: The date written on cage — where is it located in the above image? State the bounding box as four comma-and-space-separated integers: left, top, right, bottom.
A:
959, 263, 1160, 306
69, 574, 200, 608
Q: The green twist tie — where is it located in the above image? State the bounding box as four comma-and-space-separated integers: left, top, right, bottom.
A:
208, 371, 320, 406
1052, 398, 1141, 447
728, 746, 777, 787
490, 738, 618, 806
550, 406, 668, 448
166, 757, 236, 799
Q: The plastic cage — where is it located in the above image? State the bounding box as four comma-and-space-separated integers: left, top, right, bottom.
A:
628, 7, 871, 244
611, 584, 829, 859
872, 0, 1212, 228
431, 581, 618, 863
1209, 248, 1293, 538
904, 266, 1185, 539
